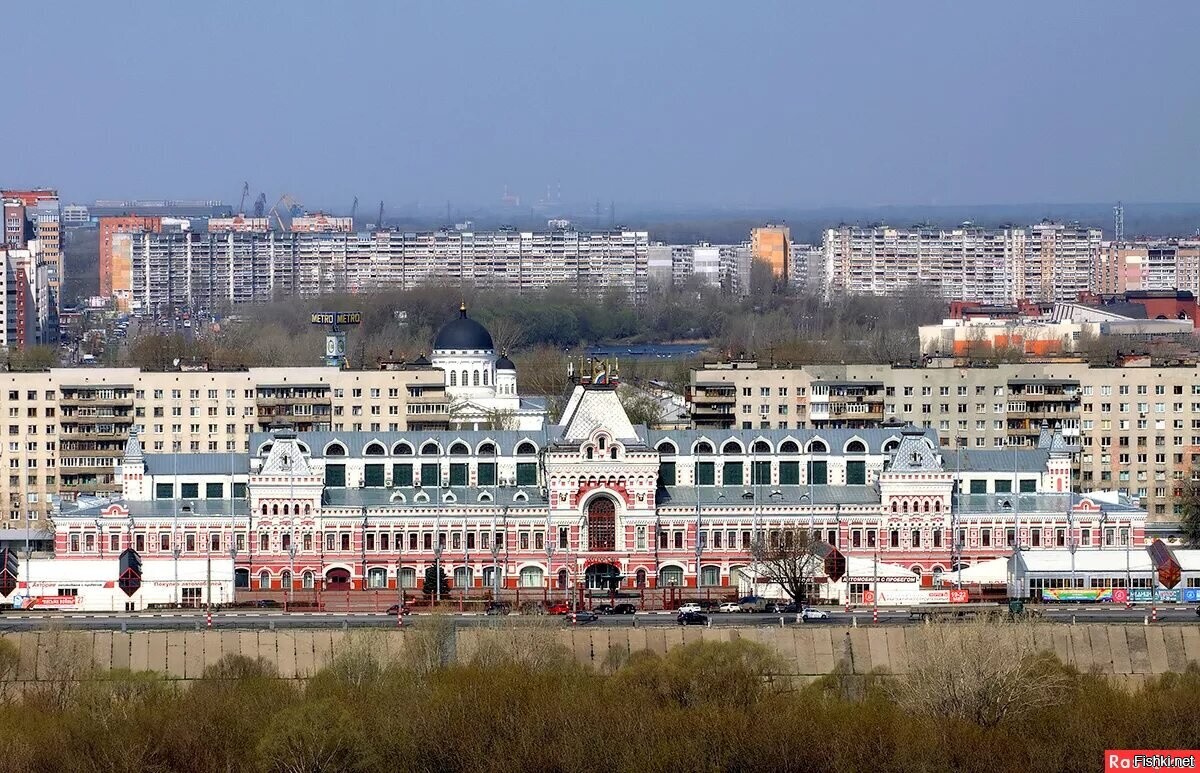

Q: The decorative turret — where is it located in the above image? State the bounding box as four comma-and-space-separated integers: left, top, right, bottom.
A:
120, 428, 148, 500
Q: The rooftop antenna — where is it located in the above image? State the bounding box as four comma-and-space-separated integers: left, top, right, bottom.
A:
1113, 202, 1124, 243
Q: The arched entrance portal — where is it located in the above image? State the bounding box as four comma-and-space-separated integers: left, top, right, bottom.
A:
326, 568, 351, 587
584, 562, 621, 591
587, 496, 616, 551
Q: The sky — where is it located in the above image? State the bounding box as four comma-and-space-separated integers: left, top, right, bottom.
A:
6, 1, 1200, 211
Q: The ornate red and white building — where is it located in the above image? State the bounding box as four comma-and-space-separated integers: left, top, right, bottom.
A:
29, 360, 1149, 611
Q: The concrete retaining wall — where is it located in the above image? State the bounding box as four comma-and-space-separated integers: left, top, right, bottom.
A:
4, 624, 1198, 690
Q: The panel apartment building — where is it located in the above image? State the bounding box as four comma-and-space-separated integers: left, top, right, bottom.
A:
109, 227, 650, 311
0, 364, 450, 531
822, 221, 1102, 304
689, 359, 1200, 522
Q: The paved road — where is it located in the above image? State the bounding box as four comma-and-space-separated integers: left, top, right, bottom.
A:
0, 606, 1194, 631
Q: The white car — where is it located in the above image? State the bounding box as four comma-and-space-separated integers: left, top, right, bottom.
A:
800, 607, 830, 621
678, 603, 702, 614
718, 602, 740, 613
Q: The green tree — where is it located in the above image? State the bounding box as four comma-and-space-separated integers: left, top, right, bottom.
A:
1179, 475, 1200, 546
422, 566, 450, 598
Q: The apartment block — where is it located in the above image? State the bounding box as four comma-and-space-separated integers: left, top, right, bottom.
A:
688, 359, 1200, 521
0, 364, 450, 529
750, 225, 790, 278
1094, 240, 1200, 295
119, 228, 651, 310
99, 215, 162, 301
822, 222, 1101, 304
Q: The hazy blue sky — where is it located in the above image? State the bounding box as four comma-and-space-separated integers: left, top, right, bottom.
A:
7, 1, 1199, 210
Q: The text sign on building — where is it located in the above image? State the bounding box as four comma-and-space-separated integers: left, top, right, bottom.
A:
310, 311, 362, 326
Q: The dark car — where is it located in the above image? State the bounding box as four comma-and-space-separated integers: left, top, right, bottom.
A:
568, 610, 599, 624
254, 599, 280, 608
778, 602, 800, 614
612, 603, 637, 615
677, 611, 709, 626
593, 603, 615, 615
385, 604, 410, 616
485, 602, 511, 616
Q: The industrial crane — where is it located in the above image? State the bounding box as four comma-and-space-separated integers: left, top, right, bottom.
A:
252, 193, 267, 218
237, 182, 249, 214
267, 193, 305, 232
377, 200, 385, 231
350, 196, 359, 224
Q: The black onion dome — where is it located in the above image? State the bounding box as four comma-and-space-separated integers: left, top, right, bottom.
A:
495, 352, 516, 371
433, 303, 494, 351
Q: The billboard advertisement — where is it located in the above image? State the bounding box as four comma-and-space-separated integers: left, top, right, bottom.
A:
1039, 588, 1115, 602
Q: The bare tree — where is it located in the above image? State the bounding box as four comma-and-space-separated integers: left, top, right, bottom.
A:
481, 408, 518, 431
748, 529, 824, 605
617, 385, 665, 428
889, 615, 1072, 728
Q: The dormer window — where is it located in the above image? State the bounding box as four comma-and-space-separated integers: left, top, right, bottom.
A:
599, 437, 606, 450
586, 448, 594, 460
610, 448, 617, 460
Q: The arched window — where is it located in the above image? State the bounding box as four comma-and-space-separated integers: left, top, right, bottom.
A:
483, 370, 489, 386
845, 440, 867, 454
516, 441, 537, 455
367, 567, 387, 589
700, 565, 721, 587
635, 569, 647, 588
519, 566, 544, 588
261, 504, 267, 515
450, 371, 457, 386
421, 441, 440, 455
587, 497, 616, 551
282, 504, 289, 516
280, 570, 292, 589
258, 570, 271, 589
695, 441, 714, 454
779, 440, 799, 453
304, 504, 311, 515
365, 442, 386, 456
659, 566, 684, 587
393, 442, 413, 456
272, 504, 279, 516
325, 442, 346, 456
586, 447, 594, 460
752, 440, 770, 453
656, 440, 677, 455
449, 442, 469, 455
808, 440, 828, 453
883, 439, 900, 453
923, 501, 930, 512
557, 568, 569, 589
399, 568, 417, 588
460, 370, 468, 387
454, 567, 473, 587
902, 501, 908, 512
610, 448, 617, 460
934, 501, 941, 512
302, 571, 315, 589
478, 442, 496, 455
722, 440, 743, 454
891, 501, 898, 512
473, 371, 480, 387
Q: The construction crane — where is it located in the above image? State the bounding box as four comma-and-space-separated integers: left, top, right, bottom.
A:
267, 193, 305, 232
252, 193, 267, 219
377, 200, 385, 231
237, 182, 249, 214
350, 196, 359, 224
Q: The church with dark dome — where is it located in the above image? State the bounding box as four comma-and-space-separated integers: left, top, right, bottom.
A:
430, 303, 546, 430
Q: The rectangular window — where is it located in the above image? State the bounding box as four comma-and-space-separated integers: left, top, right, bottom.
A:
696, 461, 715, 485
779, 461, 800, 485
659, 462, 676, 486
233, 482, 247, 499
205, 482, 223, 499
516, 463, 537, 487
364, 464, 386, 487
477, 462, 496, 486
155, 482, 173, 499
393, 463, 413, 487
994, 479, 1011, 494
449, 463, 468, 487
1019, 479, 1036, 493
325, 464, 346, 488
845, 460, 865, 485
420, 463, 439, 486
969, 479, 987, 494
808, 460, 827, 485
751, 460, 770, 485
723, 461, 743, 485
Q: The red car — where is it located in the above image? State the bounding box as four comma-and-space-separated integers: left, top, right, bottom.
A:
547, 602, 571, 615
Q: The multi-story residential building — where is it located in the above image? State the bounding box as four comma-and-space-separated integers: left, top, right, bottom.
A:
2, 190, 62, 295
822, 221, 1102, 304
0, 364, 450, 530
32, 372, 1144, 612
0, 247, 53, 349
98, 215, 163, 303
118, 228, 651, 309
60, 205, 90, 226
1094, 240, 1200, 295
688, 358, 1200, 522
751, 225, 791, 279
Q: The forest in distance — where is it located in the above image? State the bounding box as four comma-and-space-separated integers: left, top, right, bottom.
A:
0, 618, 1198, 773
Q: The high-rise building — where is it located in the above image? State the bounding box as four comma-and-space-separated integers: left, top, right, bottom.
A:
98, 215, 163, 306
821, 222, 1102, 303
750, 224, 791, 279
118, 228, 650, 310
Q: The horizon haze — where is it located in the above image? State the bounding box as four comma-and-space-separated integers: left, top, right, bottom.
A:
6, 1, 1200, 211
